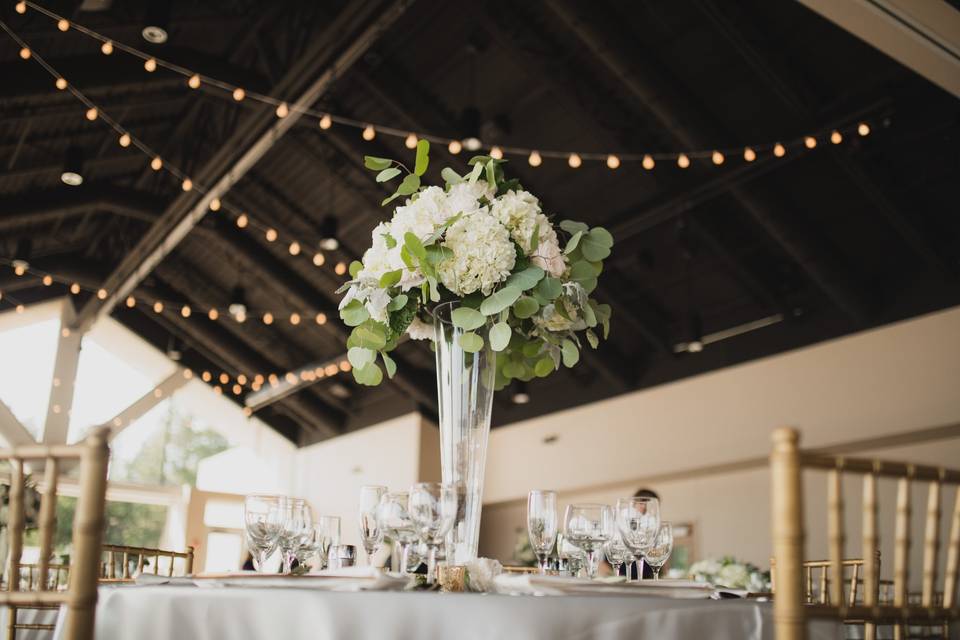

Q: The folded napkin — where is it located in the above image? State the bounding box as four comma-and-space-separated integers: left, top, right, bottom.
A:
187, 567, 409, 592
133, 573, 198, 586
493, 574, 715, 599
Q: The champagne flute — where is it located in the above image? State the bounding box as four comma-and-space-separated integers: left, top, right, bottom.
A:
243, 495, 282, 573
359, 485, 386, 565
557, 532, 585, 577
527, 490, 558, 575
315, 515, 341, 571
376, 492, 417, 575
409, 482, 458, 583
644, 522, 673, 580
277, 498, 311, 574
563, 504, 613, 579
614, 497, 660, 581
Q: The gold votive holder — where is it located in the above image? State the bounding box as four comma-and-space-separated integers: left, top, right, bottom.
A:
437, 565, 466, 592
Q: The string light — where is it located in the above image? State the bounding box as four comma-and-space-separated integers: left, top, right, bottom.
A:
237, 374, 247, 385
830, 130, 843, 144
290, 312, 301, 325
642, 155, 655, 170
263, 312, 274, 325
188, 74, 201, 89
275, 102, 289, 118
14, 265, 26, 276
804, 136, 817, 149
125, 295, 136, 307
858, 122, 870, 136
606, 154, 620, 170
773, 143, 786, 158
57, 19, 69, 32
744, 147, 757, 162
288, 242, 300, 256
61, 328, 70, 338
182, 178, 193, 192
315, 312, 327, 325
209, 198, 221, 211
100, 41, 113, 55
319, 114, 332, 130
42, 275, 53, 286
285, 372, 297, 384
567, 153, 581, 168
265, 228, 278, 242
153, 301, 164, 313
201, 371, 212, 382
489, 146, 503, 160
405, 134, 417, 149
153, 388, 163, 398
448, 140, 462, 154
70, 283, 81, 294
242, 407, 253, 417
55, 77, 67, 90
339, 360, 351, 372
528, 151, 542, 167
144, 58, 157, 72
677, 153, 690, 169
15, 1, 25, 14
219, 373, 229, 384
232, 384, 242, 395
236, 214, 248, 228
362, 125, 376, 141
312, 253, 325, 267
181, 304, 191, 318
183, 369, 193, 380
85, 107, 98, 121
150, 156, 162, 171
208, 308, 219, 320
334, 262, 347, 276
96, 288, 107, 300
16, 305, 24, 314
19, 47, 30, 60
712, 151, 725, 165
232, 88, 245, 101
213, 386, 222, 395
119, 133, 131, 147
324, 364, 338, 376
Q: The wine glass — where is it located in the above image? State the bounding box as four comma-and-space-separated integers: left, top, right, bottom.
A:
277, 498, 312, 574
376, 492, 418, 575
315, 515, 341, 571
557, 532, 585, 577
359, 485, 387, 565
527, 490, 558, 575
603, 534, 634, 578
563, 504, 613, 579
243, 495, 282, 573
615, 497, 660, 581
408, 482, 458, 583
644, 522, 673, 580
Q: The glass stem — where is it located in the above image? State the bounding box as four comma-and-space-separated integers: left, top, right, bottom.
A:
426, 545, 437, 584
536, 552, 548, 575
253, 549, 266, 573
614, 562, 623, 578
654, 566, 661, 580
400, 543, 411, 576
638, 557, 646, 581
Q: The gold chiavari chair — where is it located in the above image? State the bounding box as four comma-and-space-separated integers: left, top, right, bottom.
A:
771, 427, 960, 640
0, 428, 109, 640
99, 544, 194, 582
771, 552, 880, 606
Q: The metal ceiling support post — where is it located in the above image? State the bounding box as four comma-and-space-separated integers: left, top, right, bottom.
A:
103, 370, 191, 442
0, 399, 36, 447
42, 298, 84, 444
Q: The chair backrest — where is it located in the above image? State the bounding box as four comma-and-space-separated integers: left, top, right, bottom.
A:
0, 428, 109, 640
99, 544, 194, 582
771, 552, 880, 606
771, 427, 960, 640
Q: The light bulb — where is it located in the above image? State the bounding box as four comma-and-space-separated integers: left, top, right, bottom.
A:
642, 154, 655, 170
242, 407, 253, 417
744, 147, 757, 162
219, 373, 229, 384
14, 265, 25, 276
85, 107, 98, 121
209, 197, 221, 211
606, 154, 620, 169
201, 371, 211, 382
448, 139, 462, 154
41, 274, 52, 286
232, 384, 242, 395
285, 372, 297, 384
568, 153, 582, 168
490, 146, 503, 160
263, 312, 273, 325
804, 136, 817, 149
319, 114, 332, 130
858, 122, 870, 136
213, 385, 222, 395
19, 47, 31, 60
70, 283, 81, 295
528, 151, 542, 167
288, 241, 301, 256
275, 102, 289, 118
339, 360, 351, 372
15, 305, 24, 314
362, 125, 376, 141
325, 364, 338, 376
232, 88, 245, 101
773, 143, 786, 157
182, 178, 193, 192
151, 156, 162, 171
265, 228, 277, 242
315, 312, 327, 325
188, 74, 201, 89
96, 288, 107, 300
290, 312, 301, 325
61, 328, 70, 338
830, 130, 842, 144
677, 153, 690, 169
144, 58, 157, 72
57, 19, 69, 32
183, 369, 193, 380
312, 253, 325, 267
208, 308, 219, 320
237, 374, 247, 385
119, 133, 131, 147
405, 133, 417, 149
712, 150, 724, 165
153, 301, 164, 313
334, 262, 347, 275
55, 77, 67, 90
101, 41, 114, 55
236, 214, 248, 228
15, 2, 25, 14
181, 305, 191, 318
125, 295, 136, 307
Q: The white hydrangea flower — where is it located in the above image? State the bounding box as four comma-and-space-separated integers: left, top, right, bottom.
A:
716, 564, 750, 589
464, 557, 503, 593
446, 180, 494, 217
406, 316, 433, 341
529, 214, 566, 278
364, 287, 391, 323
490, 189, 541, 249
359, 220, 425, 292
391, 186, 453, 241
437, 210, 515, 295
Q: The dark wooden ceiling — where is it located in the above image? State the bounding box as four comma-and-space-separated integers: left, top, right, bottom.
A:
1, 0, 958, 446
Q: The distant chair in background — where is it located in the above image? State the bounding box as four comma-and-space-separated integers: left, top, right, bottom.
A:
100, 544, 194, 582
770, 426, 960, 640
0, 428, 109, 640
771, 552, 881, 606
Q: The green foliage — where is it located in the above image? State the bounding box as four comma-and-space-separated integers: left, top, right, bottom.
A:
489, 322, 511, 351
414, 139, 430, 176
459, 332, 484, 353
480, 286, 522, 315
451, 307, 485, 331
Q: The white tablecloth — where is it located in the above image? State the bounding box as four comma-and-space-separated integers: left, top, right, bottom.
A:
51, 584, 846, 640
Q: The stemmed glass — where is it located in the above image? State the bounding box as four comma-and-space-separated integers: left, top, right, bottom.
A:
408, 482, 458, 583
243, 495, 282, 573
557, 532, 585, 577
563, 504, 613, 579
643, 522, 673, 580
277, 498, 312, 574
315, 515, 341, 571
376, 492, 418, 575
526, 490, 558, 575
359, 485, 386, 565
615, 497, 661, 581
603, 534, 634, 578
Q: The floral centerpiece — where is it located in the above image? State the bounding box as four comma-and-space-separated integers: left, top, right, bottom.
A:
688, 556, 772, 592
338, 141, 613, 563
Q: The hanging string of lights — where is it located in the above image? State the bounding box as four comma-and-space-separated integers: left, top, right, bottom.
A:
9, 1, 875, 171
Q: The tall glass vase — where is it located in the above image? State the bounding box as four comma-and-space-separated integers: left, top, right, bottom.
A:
432, 302, 496, 565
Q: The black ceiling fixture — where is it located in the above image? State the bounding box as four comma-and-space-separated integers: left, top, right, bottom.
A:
460, 39, 483, 151
319, 216, 339, 251
511, 381, 530, 405
11, 238, 32, 272
61, 146, 84, 186
142, 0, 171, 44
228, 285, 248, 322
677, 220, 704, 354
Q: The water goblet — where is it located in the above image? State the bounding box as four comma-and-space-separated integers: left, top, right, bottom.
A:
409, 482, 458, 583
614, 496, 660, 581
643, 522, 673, 580
376, 492, 418, 575
563, 504, 613, 579
277, 498, 312, 574
527, 490, 558, 575
315, 515, 341, 571
243, 495, 282, 573
359, 485, 386, 565
557, 532, 586, 577
603, 534, 634, 578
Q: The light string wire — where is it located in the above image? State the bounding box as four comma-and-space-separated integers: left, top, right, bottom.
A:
1, 17, 349, 279
12, 1, 875, 166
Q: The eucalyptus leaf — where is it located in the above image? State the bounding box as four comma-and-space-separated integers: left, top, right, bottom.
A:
398, 173, 421, 196
504, 266, 545, 291
586, 329, 600, 349
513, 296, 539, 319
489, 322, 511, 351
561, 339, 579, 367
426, 276, 441, 302
451, 307, 485, 331
387, 294, 408, 312
347, 346, 376, 369
459, 332, 484, 353
364, 156, 392, 170
502, 360, 525, 379
529, 222, 540, 253
352, 321, 387, 350
559, 220, 589, 235
404, 232, 426, 260
535, 277, 562, 300
441, 167, 463, 186
379, 269, 402, 288
534, 357, 554, 377
479, 286, 522, 315
468, 162, 483, 185
414, 139, 430, 176
381, 192, 402, 207
341, 300, 369, 327
485, 159, 497, 188
580, 228, 612, 261
522, 340, 542, 357
582, 301, 597, 327
349, 261, 363, 278
376, 167, 401, 183
564, 230, 584, 255
354, 362, 383, 386
569, 262, 598, 293
383, 233, 397, 249
400, 245, 415, 270
381, 351, 397, 379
